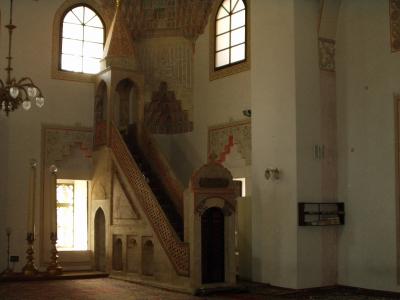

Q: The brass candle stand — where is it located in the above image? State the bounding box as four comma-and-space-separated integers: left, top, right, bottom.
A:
46, 232, 62, 276
0, 228, 14, 277
22, 232, 38, 276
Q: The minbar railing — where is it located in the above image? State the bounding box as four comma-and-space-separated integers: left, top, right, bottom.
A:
110, 124, 189, 276
139, 129, 184, 216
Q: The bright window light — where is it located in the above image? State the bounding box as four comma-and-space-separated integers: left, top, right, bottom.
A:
61, 5, 104, 74
56, 179, 88, 251
215, 0, 246, 68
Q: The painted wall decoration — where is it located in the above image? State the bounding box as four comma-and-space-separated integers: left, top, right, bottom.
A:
390, 0, 400, 52
115, 0, 213, 39
145, 82, 193, 134
44, 126, 93, 167
137, 38, 194, 113
208, 120, 251, 166
319, 38, 336, 72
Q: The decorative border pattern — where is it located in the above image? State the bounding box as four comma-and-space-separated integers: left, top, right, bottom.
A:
390, 0, 400, 52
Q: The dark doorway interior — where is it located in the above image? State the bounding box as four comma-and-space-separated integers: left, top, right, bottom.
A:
201, 207, 225, 283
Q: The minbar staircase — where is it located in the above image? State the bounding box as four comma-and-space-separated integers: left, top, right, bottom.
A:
109, 124, 189, 276
122, 127, 184, 240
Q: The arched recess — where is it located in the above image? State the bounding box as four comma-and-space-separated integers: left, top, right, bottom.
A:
127, 236, 139, 273
142, 239, 155, 276
114, 78, 139, 134
94, 208, 106, 272
113, 237, 123, 271
202, 207, 225, 284
95, 81, 108, 124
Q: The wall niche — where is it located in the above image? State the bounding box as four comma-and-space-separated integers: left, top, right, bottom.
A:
113, 236, 124, 271
127, 236, 139, 273
142, 238, 155, 276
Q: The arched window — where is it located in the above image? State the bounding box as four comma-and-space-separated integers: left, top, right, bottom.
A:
215, 0, 246, 69
60, 5, 104, 74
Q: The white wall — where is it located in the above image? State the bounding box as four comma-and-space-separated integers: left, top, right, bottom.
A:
337, 0, 400, 292
0, 117, 9, 270
159, 17, 251, 186
251, 0, 298, 288
295, 0, 338, 288
0, 0, 95, 271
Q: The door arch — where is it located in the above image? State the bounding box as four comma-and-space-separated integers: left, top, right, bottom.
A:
201, 207, 225, 283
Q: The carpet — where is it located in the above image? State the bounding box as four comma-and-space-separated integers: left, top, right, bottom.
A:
0, 278, 399, 300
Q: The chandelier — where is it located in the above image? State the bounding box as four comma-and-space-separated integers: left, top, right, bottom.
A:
0, 0, 44, 116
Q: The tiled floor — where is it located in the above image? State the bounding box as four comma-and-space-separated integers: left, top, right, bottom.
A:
0, 278, 399, 300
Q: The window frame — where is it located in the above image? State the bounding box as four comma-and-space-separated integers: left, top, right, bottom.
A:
52, 0, 109, 83
59, 4, 106, 75
214, 0, 247, 70
210, 0, 250, 81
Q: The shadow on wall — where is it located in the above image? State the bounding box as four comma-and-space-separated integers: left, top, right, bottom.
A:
169, 134, 203, 186
153, 133, 203, 187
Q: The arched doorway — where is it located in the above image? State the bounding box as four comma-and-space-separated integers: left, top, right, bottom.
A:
94, 208, 106, 272
201, 207, 225, 283
114, 78, 138, 134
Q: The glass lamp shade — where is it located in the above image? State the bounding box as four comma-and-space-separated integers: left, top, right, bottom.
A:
27, 87, 38, 98
35, 96, 45, 108
22, 100, 32, 110
9, 87, 19, 99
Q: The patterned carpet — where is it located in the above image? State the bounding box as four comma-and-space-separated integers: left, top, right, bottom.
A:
0, 278, 399, 300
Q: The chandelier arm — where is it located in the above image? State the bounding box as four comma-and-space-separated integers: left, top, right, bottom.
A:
18, 82, 44, 97
16, 77, 35, 86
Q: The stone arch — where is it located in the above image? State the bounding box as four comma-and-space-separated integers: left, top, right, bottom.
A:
114, 78, 139, 133
113, 237, 123, 271
201, 206, 225, 284
95, 80, 108, 123
142, 239, 155, 276
94, 207, 106, 272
